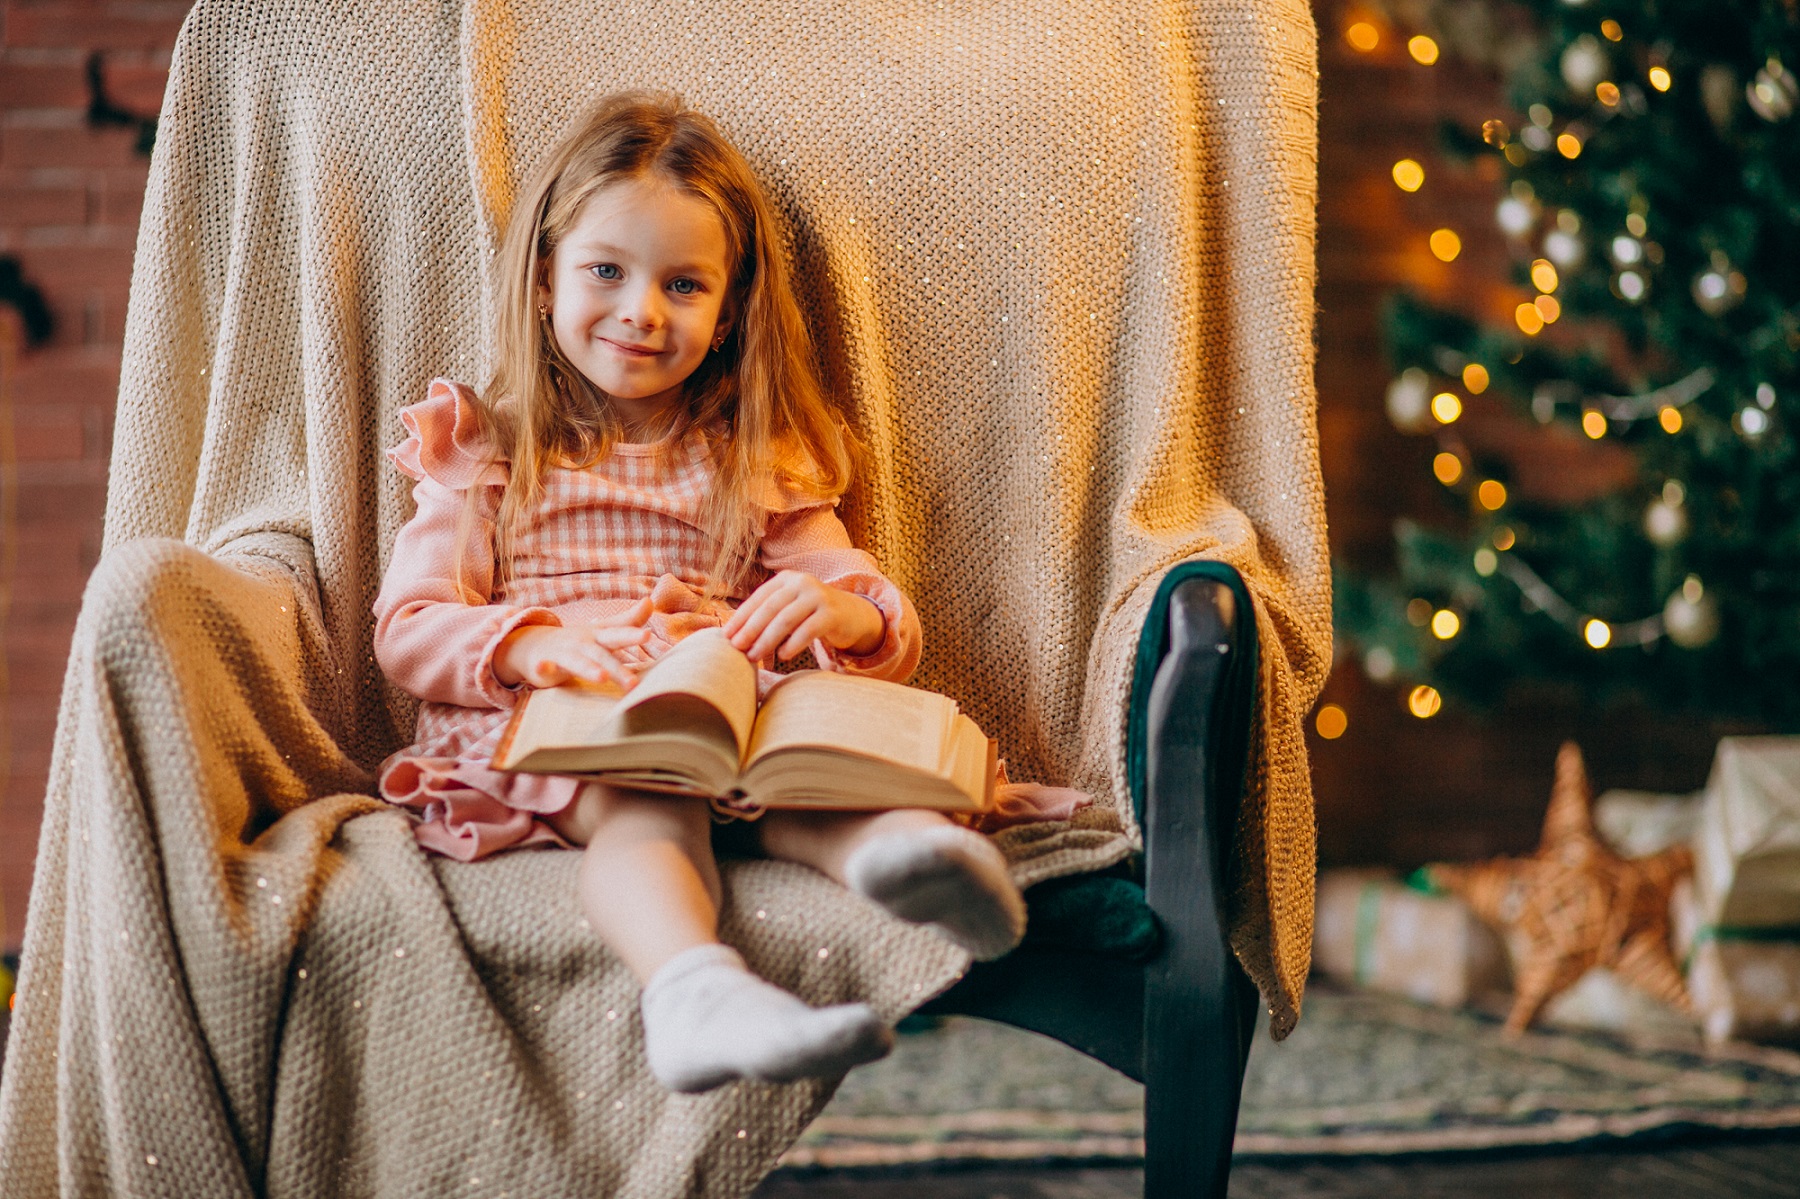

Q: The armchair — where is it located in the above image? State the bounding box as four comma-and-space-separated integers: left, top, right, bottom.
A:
0, 2, 1328, 1196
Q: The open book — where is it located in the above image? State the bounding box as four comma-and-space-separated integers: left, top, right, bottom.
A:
492, 627, 996, 813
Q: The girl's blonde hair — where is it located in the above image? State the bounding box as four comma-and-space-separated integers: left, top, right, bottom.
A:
468, 91, 855, 597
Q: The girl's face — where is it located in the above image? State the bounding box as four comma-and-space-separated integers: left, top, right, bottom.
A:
538, 175, 732, 433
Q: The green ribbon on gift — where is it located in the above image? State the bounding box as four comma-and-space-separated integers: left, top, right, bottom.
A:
1682, 923, 1800, 973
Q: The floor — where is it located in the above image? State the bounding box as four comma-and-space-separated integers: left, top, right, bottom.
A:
756, 1135, 1800, 1198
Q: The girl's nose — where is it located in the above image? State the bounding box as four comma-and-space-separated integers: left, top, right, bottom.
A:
617, 283, 663, 329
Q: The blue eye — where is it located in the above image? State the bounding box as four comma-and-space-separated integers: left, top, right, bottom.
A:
591, 263, 622, 280
670, 278, 699, 295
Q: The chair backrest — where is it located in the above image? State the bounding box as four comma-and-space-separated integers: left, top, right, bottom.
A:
105, 0, 1329, 828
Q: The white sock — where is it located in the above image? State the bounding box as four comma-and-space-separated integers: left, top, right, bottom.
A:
639, 943, 893, 1093
843, 825, 1026, 961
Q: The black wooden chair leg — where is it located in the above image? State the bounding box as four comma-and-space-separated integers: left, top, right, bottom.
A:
1143, 575, 1259, 1198
926, 566, 1262, 1199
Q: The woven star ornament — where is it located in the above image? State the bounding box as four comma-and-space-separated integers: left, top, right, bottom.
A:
1425, 741, 1693, 1034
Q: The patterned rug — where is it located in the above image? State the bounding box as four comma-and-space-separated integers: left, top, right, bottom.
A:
779, 987, 1800, 1170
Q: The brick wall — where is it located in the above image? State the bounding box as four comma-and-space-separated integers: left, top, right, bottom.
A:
0, 2, 1734, 952
2, 0, 190, 948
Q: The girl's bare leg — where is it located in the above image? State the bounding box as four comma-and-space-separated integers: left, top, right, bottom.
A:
552, 783, 891, 1093
550, 782, 722, 981
758, 809, 1026, 960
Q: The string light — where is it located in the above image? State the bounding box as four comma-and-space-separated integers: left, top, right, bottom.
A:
1408, 35, 1440, 65
1493, 554, 1669, 648
1582, 410, 1608, 438
1515, 302, 1546, 335
1601, 19, 1623, 40
1596, 82, 1620, 107
1433, 452, 1464, 484
1431, 609, 1461, 639
1463, 363, 1490, 393
1534, 294, 1562, 323
1649, 66, 1672, 92
1429, 228, 1462, 261
1346, 22, 1380, 52
1392, 159, 1425, 191
1556, 133, 1583, 158
1408, 685, 1443, 718
1431, 391, 1463, 423
1530, 259, 1559, 292
1477, 479, 1508, 510
1473, 547, 1499, 576
1315, 703, 1349, 739
1659, 406, 1683, 433
1493, 526, 1516, 551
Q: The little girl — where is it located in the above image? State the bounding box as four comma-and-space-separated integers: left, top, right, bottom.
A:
372, 92, 1027, 1094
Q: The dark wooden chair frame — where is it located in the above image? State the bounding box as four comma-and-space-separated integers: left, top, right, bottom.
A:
924, 561, 1263, 1198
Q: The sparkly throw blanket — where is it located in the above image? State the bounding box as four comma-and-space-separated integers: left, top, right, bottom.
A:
0, 0, 1327, 1194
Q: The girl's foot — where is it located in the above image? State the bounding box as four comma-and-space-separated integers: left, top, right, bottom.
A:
639, 944, 893, 1093
843, 825, 1026, 960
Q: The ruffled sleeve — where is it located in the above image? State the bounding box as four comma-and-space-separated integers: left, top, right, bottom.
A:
373, 380, 562, 710
386, 378, 509, 489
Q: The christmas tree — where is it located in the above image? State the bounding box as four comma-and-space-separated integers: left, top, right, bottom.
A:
1339, 0, 1800, 726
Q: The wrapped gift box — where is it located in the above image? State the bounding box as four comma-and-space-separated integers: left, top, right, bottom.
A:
1593, 788, 1700, 858
1673, 872, 1800, 1046
1313, 869, 1509, 1008
1693, 737, 1800, 930
1689, 938, 1800, 1046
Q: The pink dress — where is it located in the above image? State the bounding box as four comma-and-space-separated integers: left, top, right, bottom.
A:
373, 380, 922, 860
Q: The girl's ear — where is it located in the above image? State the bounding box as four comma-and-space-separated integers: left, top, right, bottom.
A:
714, 294, 741, 344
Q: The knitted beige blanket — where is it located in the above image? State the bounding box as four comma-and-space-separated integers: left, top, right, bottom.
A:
0, 0, 1327, 1194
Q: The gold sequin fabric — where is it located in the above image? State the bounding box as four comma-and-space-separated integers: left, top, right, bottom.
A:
0, 0, 1328, 1194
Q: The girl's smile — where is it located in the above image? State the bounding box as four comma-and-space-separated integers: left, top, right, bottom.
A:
539, 175, 731, 434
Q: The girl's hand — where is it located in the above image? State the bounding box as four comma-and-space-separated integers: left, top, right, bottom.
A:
724, 571, 885, 664
493, 596, 653, 689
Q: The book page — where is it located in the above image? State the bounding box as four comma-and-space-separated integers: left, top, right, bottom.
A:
493, 681, 627, 768
618, 627, 759, 757
746, 670, 956, 775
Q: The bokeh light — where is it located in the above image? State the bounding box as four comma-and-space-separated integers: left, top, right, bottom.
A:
1407, 685, 1442, 718
1392, 159, 1425, 191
